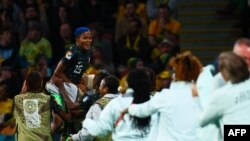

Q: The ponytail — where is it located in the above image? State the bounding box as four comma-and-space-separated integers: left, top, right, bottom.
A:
127, 69, 151, 136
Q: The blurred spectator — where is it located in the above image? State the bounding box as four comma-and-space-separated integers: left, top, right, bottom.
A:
0, 0, 24, 35
89, 22, 113, 63
117, 18, 152, 66
117, 0, 147, 22
56, 4, 71, 25
59, 23, 73, 50
147, 0, 168, 20
90, 46, 116, 75
147, 0, 178, 20
155, 70, 172, 91
0, 22, 19, 67
160, 29, 180, 55
149, 38, 175, 74
19, 4, 49, 40
34, 54, 52, 80
122, 57, 144, 77
148, 4, 180, 47
115, 0, 148, 43
19, 21, 52, 67
151, 39, 173, 62
19, 0, 48, 23
0, 66, 23, 98
61, 0, 83, 29
0, 78, 13, 103
52, 23, 74, 65
0, 79, 15, 140
0, 69, 23, 141
50, 4, 73, 41
118, 57, 144, 94
81, 0, 117, 29
0, 67, 12, 83
167, 0, 179, 18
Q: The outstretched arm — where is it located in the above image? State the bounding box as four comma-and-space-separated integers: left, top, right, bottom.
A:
83, 100, 116, 137
199, 93, 224, 128
70, 104, 102, 141
128, 90, 169, 118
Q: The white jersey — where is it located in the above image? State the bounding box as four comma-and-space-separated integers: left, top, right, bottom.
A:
72, 94, 118, 141
195, 66, 222, 141
128, 81, 199, 141
83, 91, 157, 141
199, 79, 250, 141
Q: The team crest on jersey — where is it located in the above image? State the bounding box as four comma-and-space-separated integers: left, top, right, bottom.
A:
66, 51, 72, 59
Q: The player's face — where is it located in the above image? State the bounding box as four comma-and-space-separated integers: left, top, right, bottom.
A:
99, 79, 108, 96
234, 44, 250, 70
76, 31, 93, 50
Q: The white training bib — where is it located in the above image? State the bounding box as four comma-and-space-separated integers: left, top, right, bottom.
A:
23, 99, 41, 128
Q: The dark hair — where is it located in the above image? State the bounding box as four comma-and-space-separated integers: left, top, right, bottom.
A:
88, 22, 104, 34
0, 78, 11, 96
22, 0, 40, 11
23, 4, 40, 15
26, 71, 43, 93
127, 69, 151, 136
130, 18, 142, 29
142, 67, 156, 92
158, 4, 170, 12
27, 20, 42, 31
102, 76, 119, 94
58, 4, 70, 13
93, 70, 110, 90
124, 0, 138, 7
0, 21, 12, 35
234, 38, 250, 47
219, 51, 249, 84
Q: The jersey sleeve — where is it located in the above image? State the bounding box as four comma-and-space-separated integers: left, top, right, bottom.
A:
61, 49, 76, 65
83, 99, 117, 137
128, 90, 169, 118
198, 91, 225, 127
